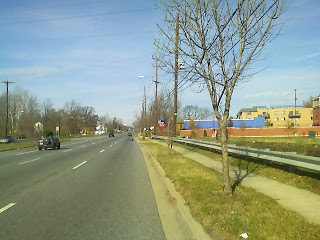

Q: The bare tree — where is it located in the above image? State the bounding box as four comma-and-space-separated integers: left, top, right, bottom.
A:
156, 0, 285, 195
303, 95, 318, 108
181, 104, 212, 120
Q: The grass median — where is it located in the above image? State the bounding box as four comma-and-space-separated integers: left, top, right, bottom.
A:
199, 136, 320, 157
172, 141, 320, 196
140, 139, 320, 239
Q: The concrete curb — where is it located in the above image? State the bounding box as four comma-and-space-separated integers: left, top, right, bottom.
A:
138, 140, 212, 240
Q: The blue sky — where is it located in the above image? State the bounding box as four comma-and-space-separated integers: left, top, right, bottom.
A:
0, 0, 319, 124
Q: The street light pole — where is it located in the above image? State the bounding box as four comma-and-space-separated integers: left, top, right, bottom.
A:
153, 56, 159, 135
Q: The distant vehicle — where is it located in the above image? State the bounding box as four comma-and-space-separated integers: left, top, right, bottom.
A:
109, 132, 114, 137
128, 133, 132, 136
38, 135, 60, 150
0, 136, 15, 143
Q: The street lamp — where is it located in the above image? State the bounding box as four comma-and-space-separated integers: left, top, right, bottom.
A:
152, 80, 160, 135
70, 116, 74, 135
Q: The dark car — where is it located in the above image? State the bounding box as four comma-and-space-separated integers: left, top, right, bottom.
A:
109, 132, 114, 137
128, 133, 132, 136
0, 136, 15, 143
38, 135, 60, 150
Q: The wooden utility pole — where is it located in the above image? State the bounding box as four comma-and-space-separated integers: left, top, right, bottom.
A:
153, 57, 159, 135
1, 80, 15, 136
173, 14, 179, 136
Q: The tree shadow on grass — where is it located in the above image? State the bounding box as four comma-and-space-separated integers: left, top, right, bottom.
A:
231, 157, 260, 193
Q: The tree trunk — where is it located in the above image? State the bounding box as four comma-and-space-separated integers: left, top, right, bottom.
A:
220, 122, 232, 195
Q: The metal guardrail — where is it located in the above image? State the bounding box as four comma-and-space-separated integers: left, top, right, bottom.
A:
152, 136, 320, 172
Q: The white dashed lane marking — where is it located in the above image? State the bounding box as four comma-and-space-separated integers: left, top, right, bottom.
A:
19, 158, 41, 165
16, 150, 37, 156
72, 161, 87, 170
0, 203, 16, 214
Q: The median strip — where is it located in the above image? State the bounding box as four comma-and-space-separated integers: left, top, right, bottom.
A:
63, 149, 72, 153
72, 161, 87, 170
19, 158, 41, 165
0, 203, 16, 214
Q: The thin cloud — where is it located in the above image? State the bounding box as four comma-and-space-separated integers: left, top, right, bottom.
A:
296, 51, 320, 61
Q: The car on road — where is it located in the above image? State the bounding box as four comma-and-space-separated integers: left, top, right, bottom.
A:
0, 136, 15, 143
128, 133, 132, 136
109, 132, 114, 137
38, 135, 60, 150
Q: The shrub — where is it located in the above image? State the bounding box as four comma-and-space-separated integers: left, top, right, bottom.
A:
44, 130, 53, 137
191, 130, 196, 138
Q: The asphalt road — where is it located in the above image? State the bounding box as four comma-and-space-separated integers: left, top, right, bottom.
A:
0, 134, 166, 240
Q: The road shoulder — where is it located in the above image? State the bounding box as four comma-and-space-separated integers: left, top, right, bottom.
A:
139, 141, 212, 240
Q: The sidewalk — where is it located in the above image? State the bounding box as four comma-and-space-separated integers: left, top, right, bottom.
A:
153, 140, 320, 225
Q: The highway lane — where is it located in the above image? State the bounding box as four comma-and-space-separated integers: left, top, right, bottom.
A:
0, 135, 116, 202
0, 134, 165, 240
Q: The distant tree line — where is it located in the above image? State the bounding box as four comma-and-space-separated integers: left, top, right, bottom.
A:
0, 86, 123, 138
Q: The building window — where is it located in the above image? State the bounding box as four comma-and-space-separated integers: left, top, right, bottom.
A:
262, 112, 266, 116
289, 111, 293, 115
281, 118, 286, 121
311, 117, 313, 120
275, 118, 278, 121
310, 110, 313, 114
247, 112, 251, 115
281, 111, 286, 115
274, 111, 279, 115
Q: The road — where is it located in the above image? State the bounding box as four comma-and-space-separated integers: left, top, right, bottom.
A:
0, 134, 166, 240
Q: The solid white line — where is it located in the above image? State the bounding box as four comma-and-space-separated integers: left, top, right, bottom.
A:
92, 142, 96, 145
19, 158, 41, 165
63, 149, 72, 152
110, 145, 113, 147
0, 203, 16, 214
100, 150, 105, 153
72, 161, 87, 170
81, 145, 86, 148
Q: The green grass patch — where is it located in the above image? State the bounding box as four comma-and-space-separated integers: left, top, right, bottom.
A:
172, 142, 320, 196
199, 136, 320, 157
141, 139, 320, 239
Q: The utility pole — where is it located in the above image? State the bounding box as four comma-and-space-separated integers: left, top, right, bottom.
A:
1, 80, 15, 136
152, 56, 160, 135
165, 14, 180, 136
173, 14, 179, 136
